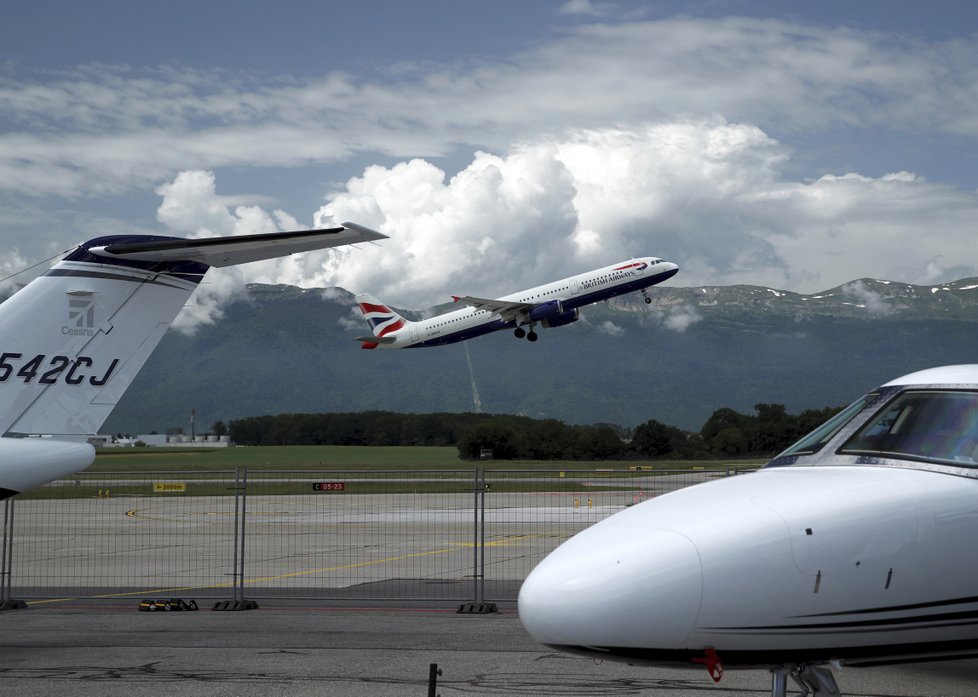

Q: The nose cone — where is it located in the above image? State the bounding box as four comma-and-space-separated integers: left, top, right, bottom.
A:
658, 262, 679, 282
519, 524, 702, 650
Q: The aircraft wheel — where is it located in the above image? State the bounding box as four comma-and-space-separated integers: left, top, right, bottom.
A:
644, 297, 652, 304
527, 331, 538, 342
514, 327, 526, 339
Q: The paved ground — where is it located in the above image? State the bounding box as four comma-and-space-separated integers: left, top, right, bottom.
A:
5, 483, 978, 695
2, 600, 977, 697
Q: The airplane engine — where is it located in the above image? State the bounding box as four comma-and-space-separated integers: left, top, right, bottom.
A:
528, 299, 565, 322
541, 308, 579, 328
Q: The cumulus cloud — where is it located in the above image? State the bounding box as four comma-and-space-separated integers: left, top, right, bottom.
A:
842, 281, 892, 317
662, 305, 703, 333
312, 120, 785, 307
313, 148, 580, 305
306, 122, 978, 305
153, 115, 978, 333
155, 170, 373, 333
596, 320, 625, 336
0, 248, 30, 298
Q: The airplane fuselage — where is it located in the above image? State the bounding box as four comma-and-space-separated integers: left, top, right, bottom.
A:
362, 257, 678, 348
518, 365, 978, 693
520, 464, 978, 667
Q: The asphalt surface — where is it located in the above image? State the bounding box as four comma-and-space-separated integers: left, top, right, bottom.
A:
2, 600, 978, 696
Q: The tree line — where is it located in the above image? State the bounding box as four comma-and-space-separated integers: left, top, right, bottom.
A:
229, 402, 843, 460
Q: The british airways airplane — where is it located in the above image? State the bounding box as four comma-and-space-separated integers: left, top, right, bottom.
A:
354, 257, 679, 348
0, 222, 386, 499
519, 364, 978, 696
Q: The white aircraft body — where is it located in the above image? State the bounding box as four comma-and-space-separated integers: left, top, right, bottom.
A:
519, 364, 978, 696
354, 257, 679, 348
0, 223, 386, 499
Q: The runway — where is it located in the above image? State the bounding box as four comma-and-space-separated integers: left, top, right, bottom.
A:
2, 601, 977, 696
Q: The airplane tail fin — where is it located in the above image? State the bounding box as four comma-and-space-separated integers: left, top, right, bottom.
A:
0, 223, 386, 436
354, 293, 408, 349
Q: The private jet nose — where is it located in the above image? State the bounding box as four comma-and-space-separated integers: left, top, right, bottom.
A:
519, 525, 702, 650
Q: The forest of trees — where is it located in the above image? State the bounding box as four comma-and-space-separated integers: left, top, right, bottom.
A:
229, 402, 844, 460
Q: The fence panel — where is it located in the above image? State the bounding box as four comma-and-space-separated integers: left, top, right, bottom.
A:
7, 471, 238, 600
1, 465, 748, 604
241, 470, 477, 601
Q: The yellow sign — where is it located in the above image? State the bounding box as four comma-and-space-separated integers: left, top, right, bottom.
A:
153, 482, 187, 493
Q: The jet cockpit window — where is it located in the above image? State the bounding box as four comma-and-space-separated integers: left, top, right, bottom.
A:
776, 394, 874, 457
840, 390, 978, 466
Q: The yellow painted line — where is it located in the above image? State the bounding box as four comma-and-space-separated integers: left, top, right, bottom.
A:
452, 535, 535, 548
242, 544, 471, 584
28, 583, 221, 605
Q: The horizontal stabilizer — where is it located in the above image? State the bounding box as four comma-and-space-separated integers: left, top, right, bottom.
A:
356, 335, 396, 344
89, 222, 387, 267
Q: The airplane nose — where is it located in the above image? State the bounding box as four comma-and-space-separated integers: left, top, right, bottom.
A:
519, 525, 702, 649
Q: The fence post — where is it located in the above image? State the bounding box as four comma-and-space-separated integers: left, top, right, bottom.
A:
0, 498, 25, 610
238, 468, 248, 602
213, 466, 258, 611
1, 499, 10, 604
458, 466, 496, 613
231, 467, 240, 592
471, 466, 479, 604
478, 466, 486, 606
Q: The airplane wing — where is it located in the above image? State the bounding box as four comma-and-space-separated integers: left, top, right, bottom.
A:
88, 221, 387, 267
452, 295, 533, 323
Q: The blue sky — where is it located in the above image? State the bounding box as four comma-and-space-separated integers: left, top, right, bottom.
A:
2, 0, 978, 331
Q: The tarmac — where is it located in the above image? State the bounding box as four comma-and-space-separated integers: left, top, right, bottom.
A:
2, 599, 978, 697
4, 480, 978, 695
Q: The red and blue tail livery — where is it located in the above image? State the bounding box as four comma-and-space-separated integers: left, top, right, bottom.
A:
355, 298, 406, 349
354, 256, 678, 349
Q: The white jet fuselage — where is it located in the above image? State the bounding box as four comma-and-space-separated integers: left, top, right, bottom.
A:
519, 365, 978, 670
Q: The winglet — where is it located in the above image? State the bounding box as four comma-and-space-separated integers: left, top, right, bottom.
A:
452, 295, 461, 303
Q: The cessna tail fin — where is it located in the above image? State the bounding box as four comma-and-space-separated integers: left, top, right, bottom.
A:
0, 223, 386, 436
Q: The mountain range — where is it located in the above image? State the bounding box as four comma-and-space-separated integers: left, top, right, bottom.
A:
100, 277, 978, 435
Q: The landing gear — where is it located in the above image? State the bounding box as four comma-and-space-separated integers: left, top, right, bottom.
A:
514, 324, 538, 341
771, 665, 841, 696
641, 288, 652, 304
527, 331, 538, 342
514, 327, 526, 339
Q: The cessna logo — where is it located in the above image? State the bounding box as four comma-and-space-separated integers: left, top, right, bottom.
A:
64, 298, 95, 336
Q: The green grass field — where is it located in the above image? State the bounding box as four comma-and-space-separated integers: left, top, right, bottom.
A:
90, 445, 467, 471
15, 445, 761, 500
89, 445, 762, 472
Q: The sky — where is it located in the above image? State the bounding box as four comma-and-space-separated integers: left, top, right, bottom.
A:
2, 0, 978, 331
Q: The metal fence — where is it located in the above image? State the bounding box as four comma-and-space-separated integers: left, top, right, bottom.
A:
0, 466, 748, 606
